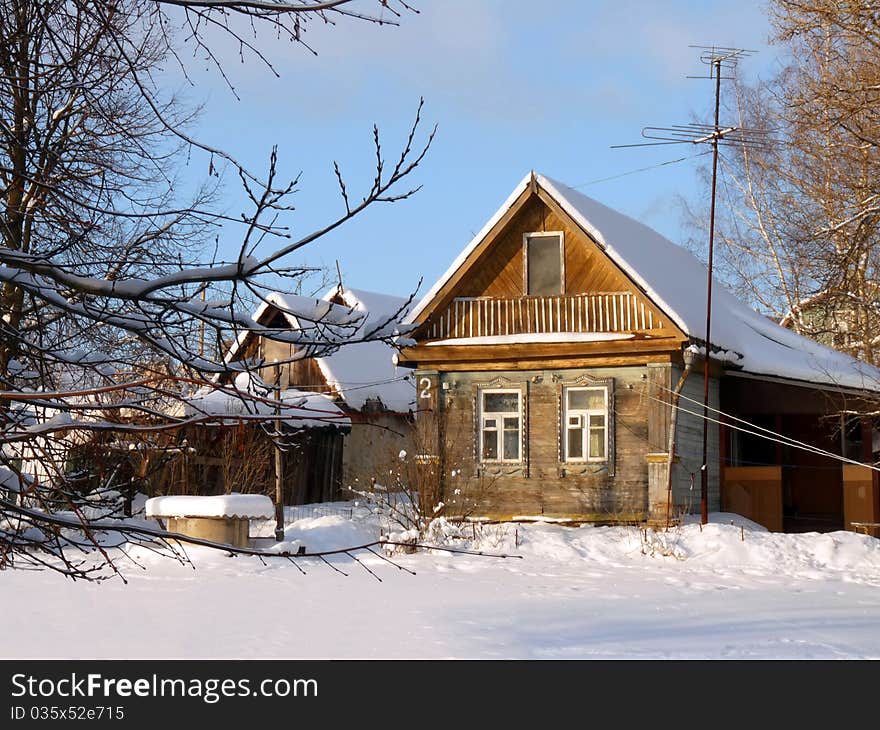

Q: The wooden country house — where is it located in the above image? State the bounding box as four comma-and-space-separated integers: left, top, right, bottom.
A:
396, 172, 880, 535
225, 286, 416, 497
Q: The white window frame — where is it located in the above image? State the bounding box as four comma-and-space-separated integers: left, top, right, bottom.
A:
523, 231, 565, 296
564, 386, 608, 463
479, 388, 522, 463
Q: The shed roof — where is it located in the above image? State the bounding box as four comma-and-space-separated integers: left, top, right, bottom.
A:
183, 372, 350, 430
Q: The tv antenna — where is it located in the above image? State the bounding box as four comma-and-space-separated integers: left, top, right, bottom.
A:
613, 45, 766, 526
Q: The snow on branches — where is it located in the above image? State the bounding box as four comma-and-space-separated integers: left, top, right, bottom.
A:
0, 0, 428, 580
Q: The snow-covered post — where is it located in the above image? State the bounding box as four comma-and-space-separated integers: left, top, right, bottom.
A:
273, 361, 285, 542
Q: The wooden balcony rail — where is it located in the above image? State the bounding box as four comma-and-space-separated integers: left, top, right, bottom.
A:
425, 292, 662, 340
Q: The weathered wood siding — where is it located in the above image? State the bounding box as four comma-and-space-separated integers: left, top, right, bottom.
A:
436, 196, 667, 327
281, 354, 327, 392
431, 366, 662, 521
257, 333, 330, 393
669, 365, 720, 513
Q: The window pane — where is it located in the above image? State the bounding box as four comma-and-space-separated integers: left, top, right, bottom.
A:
483, 392, 519, 413
568, 427, 583, 459
483, 418, 497, 429
482, 431, 498, 460
503, 429, 520, 460
527, 235, 562, 295
589, 414, 605, 428
568, 388, 604, 411
589, 428, 605, 459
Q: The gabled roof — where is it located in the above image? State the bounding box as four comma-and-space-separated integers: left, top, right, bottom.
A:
406, 171, 880, 391
228, 287, 414, 414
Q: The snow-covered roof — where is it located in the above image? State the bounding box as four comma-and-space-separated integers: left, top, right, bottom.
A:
233, 287, 415, 413
183, 372, 350, 430
313, 287, 414, 413
251, 291, 365, 329
406, 172, 880, 392
146, 494, 274, 519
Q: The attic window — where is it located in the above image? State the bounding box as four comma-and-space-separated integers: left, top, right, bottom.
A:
524, 232, 563, 295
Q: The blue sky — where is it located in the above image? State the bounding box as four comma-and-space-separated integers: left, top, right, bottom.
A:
176, 0, 780, 301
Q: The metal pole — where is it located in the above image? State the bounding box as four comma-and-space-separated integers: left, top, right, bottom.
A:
273, 361, 284, 542
701, 58, 722, 525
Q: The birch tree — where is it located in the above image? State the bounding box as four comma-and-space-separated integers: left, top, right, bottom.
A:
701, 0, 880, 363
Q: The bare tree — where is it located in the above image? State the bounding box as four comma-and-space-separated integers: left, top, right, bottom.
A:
685, 1, 880, 364
0, 0, 433, 580
350, 409, 499, 546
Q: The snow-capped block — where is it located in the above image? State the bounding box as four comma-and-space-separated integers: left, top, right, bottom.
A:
146, 494, 274, 520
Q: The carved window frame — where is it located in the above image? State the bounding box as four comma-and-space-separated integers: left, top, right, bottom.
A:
473, 376, 528, 473
556, 373, 615, 476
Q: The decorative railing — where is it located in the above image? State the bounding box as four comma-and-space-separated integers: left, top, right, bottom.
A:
425, 292, 662, 340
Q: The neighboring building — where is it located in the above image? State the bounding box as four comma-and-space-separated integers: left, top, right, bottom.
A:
176, 372, 351, 505
397, 172, 880, 535
53, 372, 352, 508
779, 288, 880, 364
226, 286, 415, 496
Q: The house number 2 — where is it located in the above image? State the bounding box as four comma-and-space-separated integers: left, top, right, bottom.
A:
419, 377, 432, 399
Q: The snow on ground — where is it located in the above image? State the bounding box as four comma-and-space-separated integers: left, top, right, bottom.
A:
3, 506, 880, 659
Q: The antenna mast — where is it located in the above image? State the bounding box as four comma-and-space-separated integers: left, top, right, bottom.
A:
614, 45, 764, 525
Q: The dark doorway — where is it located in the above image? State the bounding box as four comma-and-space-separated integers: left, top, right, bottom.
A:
781, 415, 843, 533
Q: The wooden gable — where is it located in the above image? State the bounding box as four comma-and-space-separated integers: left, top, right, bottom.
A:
448, 194, 667, 303
223, 306, 332, 394
399, 183, 687, 370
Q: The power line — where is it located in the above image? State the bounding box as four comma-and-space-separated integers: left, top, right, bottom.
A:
571, 151, 710, 189
643, 386, 880, 473
656, 381, 868, 467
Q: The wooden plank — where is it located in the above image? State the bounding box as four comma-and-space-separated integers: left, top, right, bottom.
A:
435, 368, 652, 521
843, 464, 880, 535
401, 335, 682, 361
405, 353, 676, 371
723, 466, 783, 532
